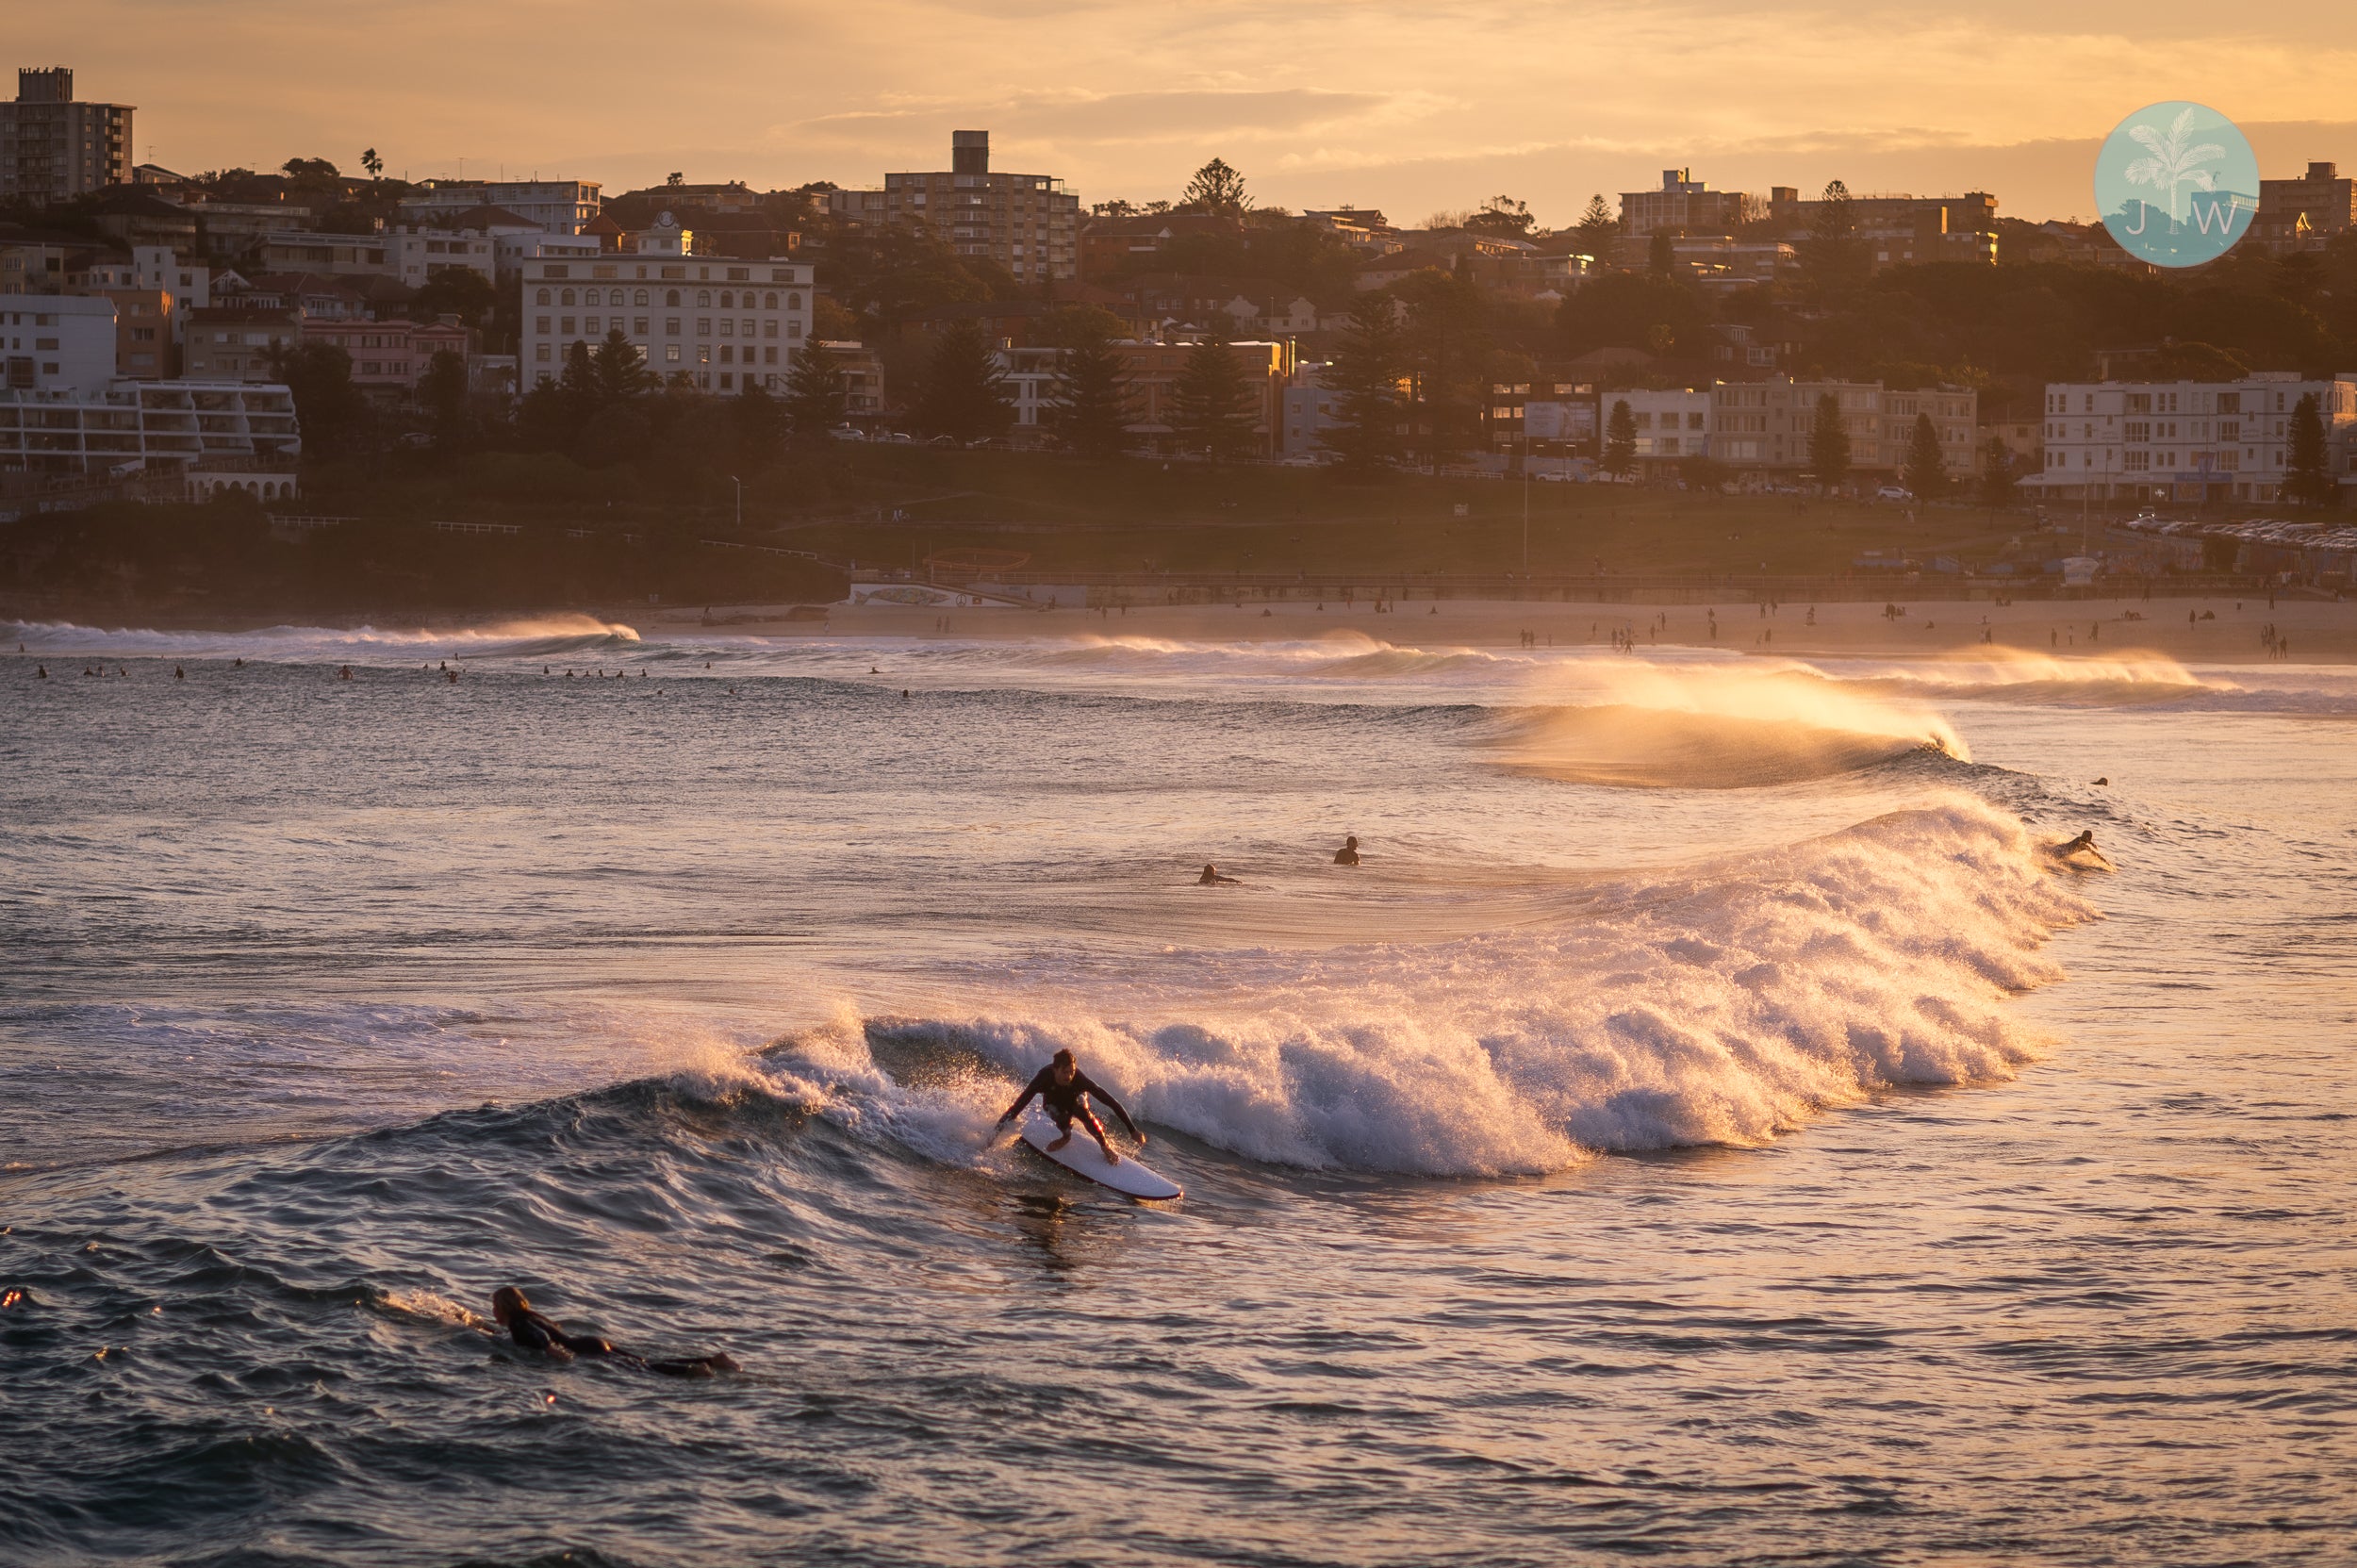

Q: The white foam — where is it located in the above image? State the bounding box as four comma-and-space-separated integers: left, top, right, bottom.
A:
764, 797, 2094, 1177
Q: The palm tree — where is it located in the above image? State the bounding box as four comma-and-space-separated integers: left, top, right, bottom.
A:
2123, 107, 2225, 223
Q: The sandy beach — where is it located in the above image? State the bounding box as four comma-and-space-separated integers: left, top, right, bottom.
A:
652, 590, 2357, 665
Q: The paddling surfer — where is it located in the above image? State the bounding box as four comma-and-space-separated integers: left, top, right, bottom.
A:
996, 1048, 1144, 1165
2047, 830, 2111, 867
490, 1286, 737, 1378
1332, 835, 1361, 866
1198, 863, 1239, 885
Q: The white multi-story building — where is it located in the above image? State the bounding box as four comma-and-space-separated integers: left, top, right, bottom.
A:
2026, 373, 2357, 503
519, 220, 813, 395
0, 292, 296, 473
1604, 388, 1712, 464
0, 293, 119, 394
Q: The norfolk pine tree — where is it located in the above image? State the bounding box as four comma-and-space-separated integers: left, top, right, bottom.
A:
1318, 294, 1407, 474
1603, 398, 1638, 478
1904, 412, 1948, 498
2287, 392, 2333, 506
916, 321, 1014, 444
781, 339, 849, 437
1045, 331, 1135, 458
1170, 323, 1261, 461
1807, 392, 1851, 490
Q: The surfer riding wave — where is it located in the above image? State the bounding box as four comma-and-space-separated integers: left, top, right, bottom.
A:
996, 1048, 1144, 1165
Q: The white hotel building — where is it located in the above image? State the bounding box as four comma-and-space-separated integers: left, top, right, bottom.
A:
2028, 373, 2357, 503
519, 219, 813, 395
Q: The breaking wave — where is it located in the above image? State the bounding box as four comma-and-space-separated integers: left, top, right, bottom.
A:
754, 797, 2090, 1177
2, 616, 641, 664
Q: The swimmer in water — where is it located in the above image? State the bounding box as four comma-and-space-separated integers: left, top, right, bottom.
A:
1333, 835, 1360, 866
1198, 863, 1238, 885
2047, 830, 2112, 867
995, 1048, 1144, 1166
490, 1287, 737, 1378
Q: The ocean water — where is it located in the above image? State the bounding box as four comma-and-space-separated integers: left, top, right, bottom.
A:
3, 619, 2353, 1567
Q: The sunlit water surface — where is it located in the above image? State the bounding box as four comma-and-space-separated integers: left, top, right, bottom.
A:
3, 620, 2352, 1567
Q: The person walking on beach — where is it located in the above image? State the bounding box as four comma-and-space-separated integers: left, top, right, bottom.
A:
995, 1048, 1145, 1166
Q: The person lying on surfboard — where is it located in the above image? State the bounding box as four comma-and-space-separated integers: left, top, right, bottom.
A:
491, 1286, 738, 1378
2046, 830, 2113, 867
996, 1048, 1145, 1166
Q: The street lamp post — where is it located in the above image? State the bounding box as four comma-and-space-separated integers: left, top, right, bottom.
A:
729, 474, 741, 530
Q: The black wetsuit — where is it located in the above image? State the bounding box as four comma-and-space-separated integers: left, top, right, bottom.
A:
503, 1306, 735, 1378
1007, 1065, 1142, 1139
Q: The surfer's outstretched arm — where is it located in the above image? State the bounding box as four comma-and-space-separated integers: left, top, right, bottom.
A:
1076, 1075, 1143, 1143
995, 1066, 1053, 1127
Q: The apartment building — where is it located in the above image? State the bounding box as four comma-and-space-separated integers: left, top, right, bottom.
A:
519, 219, 813, 394
830, 132, 1080, 283
1768, 188, 1999, 267
302, 317, 469, 398
0, 68, 133, 205
252, 226, 497, 288
1114, 338, 1286, 455
1602, 388, 1712, 465
181, 307, 301, 382
2254, 161, 2357, 252
1620, 170, 1763, 238
2027, 373, 2357, 503
1708, 376, 1978, 480
0, 294, 119, 394
0, 379, 299, 475
399, 180, 602, 236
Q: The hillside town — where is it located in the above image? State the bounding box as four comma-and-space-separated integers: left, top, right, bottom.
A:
5, 60, 2357, 554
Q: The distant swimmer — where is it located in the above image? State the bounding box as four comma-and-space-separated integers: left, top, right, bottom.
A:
995, 1048, 1145, 1166
174, 665, 184, 681
35, 665, 45, 679
1332, 835, 1361, 866
490, 1286, 738, 1378
1198, 863, 1239, 885
2092, 777, 2109, 786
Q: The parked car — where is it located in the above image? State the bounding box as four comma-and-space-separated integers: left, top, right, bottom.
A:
1876, 486, 1913, 501
826, 426, 866, 442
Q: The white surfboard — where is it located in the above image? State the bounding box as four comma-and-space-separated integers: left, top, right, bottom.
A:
1018, 1113, 1182, 1201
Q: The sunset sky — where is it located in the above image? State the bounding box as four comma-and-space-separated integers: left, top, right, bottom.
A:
39, 1, 2357, 225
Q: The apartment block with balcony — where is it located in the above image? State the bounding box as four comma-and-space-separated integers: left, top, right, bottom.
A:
181, 307, 301, 383
519, 219, 813, 395
2026, 373, 2357, 503
0, 68, 133, 205
1603, 388, 1712, 465
831, 132, 1080, 283
1767, 188, 1999, 267
302, 317, 469, 399
398, 180, 602, 236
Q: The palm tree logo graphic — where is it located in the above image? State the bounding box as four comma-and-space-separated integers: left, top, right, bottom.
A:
2121, 107, 2225, 223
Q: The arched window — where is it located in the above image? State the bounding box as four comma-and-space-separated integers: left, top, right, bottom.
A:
696, 290, 712, 307
719, 290, 733, 308
666, 289, 681, 307
536, 288, 552, 305
634, 289, 649, 306
786, 293, 801, 311
581, 288, 596, 306
764, 292, 777, 308
560, 289, 575, 306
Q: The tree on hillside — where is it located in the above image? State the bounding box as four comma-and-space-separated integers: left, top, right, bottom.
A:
1179, 157, 1251, 217
1904, 411, 1948, 498
1805, 178, 1870, 300
1603, 399, 1638, 478
781, 340, 849, 437
1648, 229, 1674, 277
1395, 266, 1490, 467
361, 147, 384, 180
591, 328, 656, 403
1170, 324, 1261, 461
1045, 331, 1135, 458
1977, 436, 2017, 510
1573, 193, 1618, 257
2287, 391, 2334, 506
420, 349, 470, 445
267, 340, 369, 456
1465, 194, 1536, 239
1318, 293, 1408, 475
915, 321, 1014, 443
410, 269, 499, 333
1806, 391, 1852, 490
